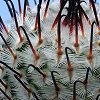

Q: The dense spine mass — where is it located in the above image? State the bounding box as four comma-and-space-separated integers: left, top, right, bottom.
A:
0, 0, 100, 99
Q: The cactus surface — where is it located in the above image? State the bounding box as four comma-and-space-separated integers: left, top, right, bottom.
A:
0, 0, 100, 100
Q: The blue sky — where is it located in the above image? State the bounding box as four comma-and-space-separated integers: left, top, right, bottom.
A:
0, 0, 35, 23
0, 0, 100, 24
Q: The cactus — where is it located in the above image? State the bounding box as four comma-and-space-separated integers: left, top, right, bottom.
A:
0, 0, 100, 99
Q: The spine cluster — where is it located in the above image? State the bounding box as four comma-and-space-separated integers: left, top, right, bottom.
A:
0, 0, 100, 99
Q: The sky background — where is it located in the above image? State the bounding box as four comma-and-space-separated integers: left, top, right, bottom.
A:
0, 0, 100, 24
0, 0, 36, 24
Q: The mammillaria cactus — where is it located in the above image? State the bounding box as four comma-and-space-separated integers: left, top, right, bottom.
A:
0, 0, 100, 99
